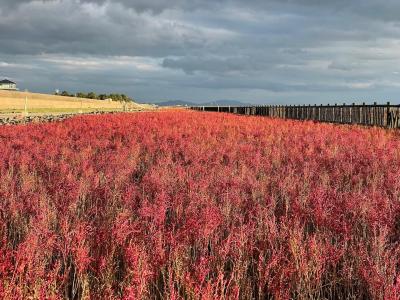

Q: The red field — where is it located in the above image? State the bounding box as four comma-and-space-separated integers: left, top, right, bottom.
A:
0, 111, 400, 299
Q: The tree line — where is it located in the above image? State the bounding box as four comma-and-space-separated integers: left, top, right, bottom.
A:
56, 91, 133, 102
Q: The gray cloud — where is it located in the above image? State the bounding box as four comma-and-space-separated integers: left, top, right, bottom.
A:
1, 0, 400, 103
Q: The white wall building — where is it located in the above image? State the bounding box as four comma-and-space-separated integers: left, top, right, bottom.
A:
0, 79, 17, 90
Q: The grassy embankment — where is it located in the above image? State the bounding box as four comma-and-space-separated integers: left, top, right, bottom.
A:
0, 90, 152, 114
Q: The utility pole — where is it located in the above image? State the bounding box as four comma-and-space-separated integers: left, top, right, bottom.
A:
24, 96, 28, 116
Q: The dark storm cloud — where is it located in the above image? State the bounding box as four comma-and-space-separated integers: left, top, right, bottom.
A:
1, 0, 400, 103
0, 1, 215, 57
82, 0, 400, 22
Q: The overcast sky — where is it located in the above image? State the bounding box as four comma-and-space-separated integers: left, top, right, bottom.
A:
1, 0, 400, 104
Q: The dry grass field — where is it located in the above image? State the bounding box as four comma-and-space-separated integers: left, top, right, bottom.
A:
0, 90, 152, 114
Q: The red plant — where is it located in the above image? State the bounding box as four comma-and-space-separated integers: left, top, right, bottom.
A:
0, 111, 399, 299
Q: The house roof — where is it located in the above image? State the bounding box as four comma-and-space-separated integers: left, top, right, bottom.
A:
0, 79, 16, 84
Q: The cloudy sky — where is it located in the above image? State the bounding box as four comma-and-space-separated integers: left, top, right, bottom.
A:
1, 0, 400, 104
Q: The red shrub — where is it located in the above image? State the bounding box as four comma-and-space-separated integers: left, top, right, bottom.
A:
0, 111, 399, 299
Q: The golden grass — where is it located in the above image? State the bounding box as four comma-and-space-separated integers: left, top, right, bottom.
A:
0, 90, 151, 114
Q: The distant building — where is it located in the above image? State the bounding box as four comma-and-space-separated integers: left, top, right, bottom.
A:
0, 79, 17, 91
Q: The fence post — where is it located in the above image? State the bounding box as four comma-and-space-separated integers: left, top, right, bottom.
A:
361, 102, 365, 124
342, 103, 346, 123
326, 103, 329, 122
298, 105, 302, 120
386, 101, 391, 128
333, 103, 338, 123
313, 104, 316, 120
349, 103, 354, 124
372, 102, 377, 126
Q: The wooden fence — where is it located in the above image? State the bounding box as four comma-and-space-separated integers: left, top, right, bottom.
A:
191, 102, 400, 129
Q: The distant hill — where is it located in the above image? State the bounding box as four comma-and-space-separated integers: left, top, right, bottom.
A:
155, 99, 251, 107
202, 100, 250, 106
154, 100, 197, 107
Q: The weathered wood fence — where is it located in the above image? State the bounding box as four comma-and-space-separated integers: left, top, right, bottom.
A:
191, 102, 400, 129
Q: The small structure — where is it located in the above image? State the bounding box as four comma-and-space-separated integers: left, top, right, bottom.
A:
0, 79, 17, 90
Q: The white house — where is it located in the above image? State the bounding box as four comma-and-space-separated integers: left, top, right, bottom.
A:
0, 79, 17, 90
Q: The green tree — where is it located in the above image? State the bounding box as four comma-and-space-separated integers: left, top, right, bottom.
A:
87, 92, 97, 99
76, 92, 87, 98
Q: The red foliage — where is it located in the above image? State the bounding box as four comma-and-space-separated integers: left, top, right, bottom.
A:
0, 111, 400, 299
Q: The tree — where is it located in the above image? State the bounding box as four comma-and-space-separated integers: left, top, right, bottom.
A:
87, 92, 97, 99
58, 91, 133, 102
76, 92, 87, 98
